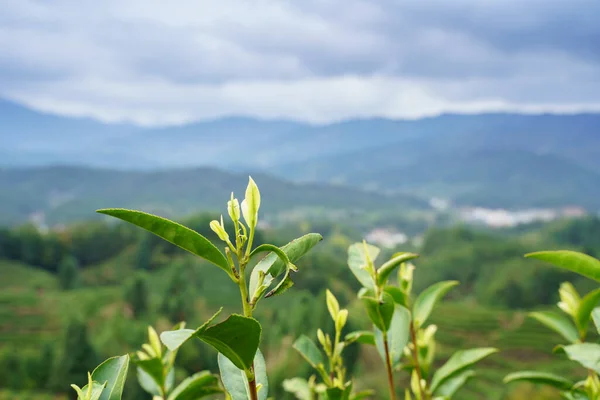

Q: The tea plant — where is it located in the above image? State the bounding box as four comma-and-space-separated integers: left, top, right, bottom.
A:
70, 355, 129, 400
346, 241, 497, 399
67, 177, 503, 400
90, 177, 322, 400
284, 289, 374, 399
134, 325, 222, 399
505, 250, 600, 399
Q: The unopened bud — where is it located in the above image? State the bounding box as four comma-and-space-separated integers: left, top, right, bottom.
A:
558, 282, 580, 317
399, 262, 415, 294
326, 289, 340, 320
242, 177, 261, 229
336, 309, 348, 332
317, 329, 327, 350
148, 326, 162, 358
228, 193, 240, 222
210, 217, 229, 242
422, 324, 437, 345
142, 343, 156, 358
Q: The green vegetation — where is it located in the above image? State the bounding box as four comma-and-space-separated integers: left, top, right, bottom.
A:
505, 251, 600, 398
3, 177, 600, 399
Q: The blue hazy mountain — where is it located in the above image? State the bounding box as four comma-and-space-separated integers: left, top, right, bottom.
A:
2, 98, 600, 212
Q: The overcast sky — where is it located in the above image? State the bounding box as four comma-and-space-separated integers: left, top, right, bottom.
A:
1, 0, 599, 125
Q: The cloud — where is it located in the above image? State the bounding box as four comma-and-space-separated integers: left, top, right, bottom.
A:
1, 0, 599, 125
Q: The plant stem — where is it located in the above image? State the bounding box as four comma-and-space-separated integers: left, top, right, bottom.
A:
245, 228, 256, 258
409, 322, 428, 400
239, 264, 253, 317
247, 372, 259, 400
383, 332, 396, 400
238, 259, 259, 400
159, 380, 168, 400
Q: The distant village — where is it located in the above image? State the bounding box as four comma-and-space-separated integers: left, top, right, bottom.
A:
364, 197, 588, 249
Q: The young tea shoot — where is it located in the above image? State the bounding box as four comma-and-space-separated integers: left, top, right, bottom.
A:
286, 289, 374, 400
96, 177, 323, 400
346, 241, 497, 399
505, 250, 600, 399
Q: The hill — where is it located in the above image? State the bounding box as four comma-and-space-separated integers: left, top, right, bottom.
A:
272, 116, 600, 210
3, 99, 600, 210
0, 165, 427, 226
280, 148, 600, 209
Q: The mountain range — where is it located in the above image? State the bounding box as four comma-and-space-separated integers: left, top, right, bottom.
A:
2, 98, 600, 218
0, 166, 427, 226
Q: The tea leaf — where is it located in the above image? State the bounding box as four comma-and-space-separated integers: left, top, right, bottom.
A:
167, 371, 222, 400
249, 233, 322, 299
593, 308, 600, 334
529, 311, 579, 344
161, 311, 261, 371
265, 273, 294, 298
325, 386, 352, 400
219, 349, 268, 400
73, 381, 106, 400
136, 367, 161, 396
91, 355, 130, 400
293, 335, 325, 369
344, 331, 376, 346
526, 250, 600, 282
375, 305, 411, 367
136, 358, 165, 393
359, 289, 394, 332
556, 343, 600, 374
413, 281, 459, 329
503, 371, 574, 391
96, 209, 230, 274
433, 369, 475, 397
430, 348, 498, 392
347, 243, 380, 289
384, 286, 409, 308
282, 378, 311, 400
376, 252, 419, 286
576, 288, 600, 334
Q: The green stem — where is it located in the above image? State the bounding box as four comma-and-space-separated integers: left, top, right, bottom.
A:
239, 266, 253, 317
159, 380, 167, 400
233, 218, 241, 250
409, 322, 428, 400
245, 228, 256, 259
238, 259, 259, 400
383, 332, 396, 400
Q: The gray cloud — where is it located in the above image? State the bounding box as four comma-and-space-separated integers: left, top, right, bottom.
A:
0, 0, 599, 125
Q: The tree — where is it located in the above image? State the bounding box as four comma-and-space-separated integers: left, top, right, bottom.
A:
18, 224, 44, 266
124, 274, 149, 318
58, 255, 80, 290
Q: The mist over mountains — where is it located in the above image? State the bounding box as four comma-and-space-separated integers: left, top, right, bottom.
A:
2, 98, 600, 222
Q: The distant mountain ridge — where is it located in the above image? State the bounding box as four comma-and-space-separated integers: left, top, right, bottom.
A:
0, 165, 427, 226
2, 99, 600, 211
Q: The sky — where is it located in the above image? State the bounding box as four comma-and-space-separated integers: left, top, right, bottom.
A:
1, 0, 600, 126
